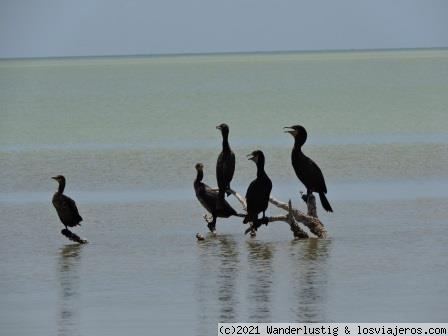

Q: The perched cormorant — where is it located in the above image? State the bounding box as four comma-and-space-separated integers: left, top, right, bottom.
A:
216, 123, 235, 205
243, 150, 272, 232
284, 125, 333, 212
194, 163, 242, 232
51, 175, 83, 229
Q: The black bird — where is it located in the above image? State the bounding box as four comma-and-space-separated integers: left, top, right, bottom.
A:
243, 150, 272, 232
51, 175, 83, 229
194, 163, 242, 232
216, 123, 235, 205
284, 125, 333, 212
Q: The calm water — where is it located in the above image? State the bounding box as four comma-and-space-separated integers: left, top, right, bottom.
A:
1, 50, 448, 335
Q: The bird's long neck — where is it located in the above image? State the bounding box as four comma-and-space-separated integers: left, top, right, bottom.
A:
222, 133, 231, 152
293, 137, 305, 154
57, 180, 65, 194
195, 170, 203, 184
256, 159, 267, 178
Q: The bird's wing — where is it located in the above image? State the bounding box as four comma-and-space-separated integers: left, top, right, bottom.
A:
202, 182, 219, 196
223, 151, 236, 182
216, 151, 235, 189
245, 179, 258, 211
195, 181, 218, 213
264, 176, 273, 200
62, 195, 83, 222
216, 153, 224, 188
307, 158, 327, 193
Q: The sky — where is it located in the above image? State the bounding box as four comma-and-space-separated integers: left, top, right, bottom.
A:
0, 0, 447, 58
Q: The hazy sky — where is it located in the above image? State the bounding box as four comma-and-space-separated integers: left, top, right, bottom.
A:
1, 0, 447, 58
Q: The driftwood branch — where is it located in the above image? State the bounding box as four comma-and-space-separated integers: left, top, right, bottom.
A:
197, 189, 327, 240
61, 229, 88, 244
228, 189, 247, 210
269, 194, 327, 238
300, 191, 317, 217
232, 191, 326, 239
267, 200, 309, 239
242, 199, 310, 238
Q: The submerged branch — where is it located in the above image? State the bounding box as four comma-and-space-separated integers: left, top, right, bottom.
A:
61, 229, 88, 244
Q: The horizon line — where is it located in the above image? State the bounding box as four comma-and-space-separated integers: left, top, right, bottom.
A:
1, 46, 447, 62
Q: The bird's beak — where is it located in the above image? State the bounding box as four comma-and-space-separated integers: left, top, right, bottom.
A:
216, 125, 221, 130
283, 126, 296, 135
51, 176, 57, 180
247, 153, 255, 161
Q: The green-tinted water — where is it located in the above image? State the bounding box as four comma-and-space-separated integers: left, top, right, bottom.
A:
2, 50, 448, 147
1, 50, 448, 335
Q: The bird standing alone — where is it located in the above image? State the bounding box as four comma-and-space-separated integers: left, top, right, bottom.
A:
52, 175, 83, 230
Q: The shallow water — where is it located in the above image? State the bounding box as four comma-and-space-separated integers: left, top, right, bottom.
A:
1, 50, 448, 335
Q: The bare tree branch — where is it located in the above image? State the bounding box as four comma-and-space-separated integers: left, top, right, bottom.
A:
269, 195, 327, 238
266, 200, 309, 238
197, 188, 327, 240
228, 189, 247, 210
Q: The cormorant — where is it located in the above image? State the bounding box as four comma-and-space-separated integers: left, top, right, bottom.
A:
52, 175, 83, 229
243, 150, 272, 232
284, 125, 333, 212
194, 163, 242, 232
216, 123, 235, 206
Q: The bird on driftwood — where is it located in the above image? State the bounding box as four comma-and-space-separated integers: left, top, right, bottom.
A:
243, 150, 272, 234
284, 125, 333, 212
216, 123, 235, 208
52, 175, 86, 243
194, 163, 243, 233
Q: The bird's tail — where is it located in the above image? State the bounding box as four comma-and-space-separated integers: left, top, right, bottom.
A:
319, 193, 333, 212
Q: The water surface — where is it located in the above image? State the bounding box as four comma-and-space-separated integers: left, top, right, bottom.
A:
1, 50, 448, 335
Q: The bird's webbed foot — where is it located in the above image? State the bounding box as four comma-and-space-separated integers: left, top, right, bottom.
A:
244, 225, 256, 236
260, 216, 269, 226
244, 217, 268, 236
207, 222, 216, 233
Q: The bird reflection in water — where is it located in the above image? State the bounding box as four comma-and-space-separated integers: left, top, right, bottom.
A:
196, 235, 240, 336
246, 240, 275, 322
57, 244, 83, 336
216, 236, 239, 322
290, 238, 330, 322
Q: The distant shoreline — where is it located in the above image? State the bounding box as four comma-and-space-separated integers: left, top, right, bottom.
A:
1, 46, 447, 62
